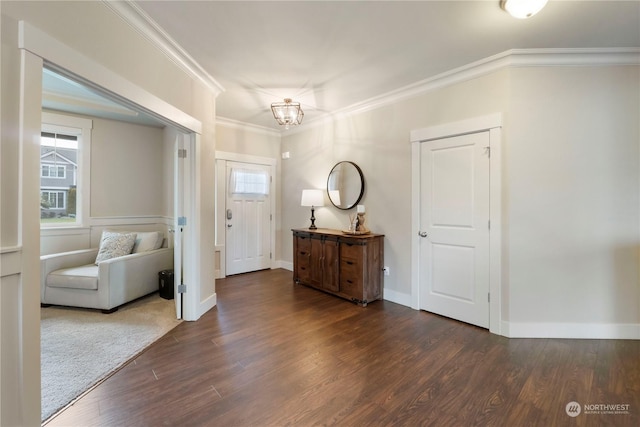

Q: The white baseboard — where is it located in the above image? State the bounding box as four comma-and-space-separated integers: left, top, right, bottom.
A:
196, 292, 217, 320
383, 288, 412, 308
503, 321, 640, 339
277, 260, 293, 271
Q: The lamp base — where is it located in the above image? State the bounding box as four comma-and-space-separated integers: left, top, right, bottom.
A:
309, 206, 317, 230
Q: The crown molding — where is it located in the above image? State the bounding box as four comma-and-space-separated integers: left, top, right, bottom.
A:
216, 116, 282, 137
223, 47, 640, 137
98, 5, 639, 137
290, 47, 640, 134
102, 0, 224, 96
230, 47, 640, 137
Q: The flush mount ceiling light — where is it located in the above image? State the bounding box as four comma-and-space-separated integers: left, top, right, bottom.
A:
501, 0, 548, 19
271, 98, 304, 129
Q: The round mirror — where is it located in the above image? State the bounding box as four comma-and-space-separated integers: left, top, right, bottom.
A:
326, 161, 365, 210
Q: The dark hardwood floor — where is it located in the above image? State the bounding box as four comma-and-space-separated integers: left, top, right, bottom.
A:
46, 269, 639, 426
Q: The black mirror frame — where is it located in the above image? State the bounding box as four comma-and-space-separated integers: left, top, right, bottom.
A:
326, 161, 365, 210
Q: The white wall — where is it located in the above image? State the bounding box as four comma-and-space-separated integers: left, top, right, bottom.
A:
505, 65, 640, 336
91, 117, 165, 217
281, 62, 640, 338
281, 70, 510, 301
1, 1, 218, 424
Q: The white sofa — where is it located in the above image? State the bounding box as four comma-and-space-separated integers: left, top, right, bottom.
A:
40, 246, 174, 313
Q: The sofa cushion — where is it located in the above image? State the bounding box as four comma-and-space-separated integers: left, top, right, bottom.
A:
95, 231, 137, 264
132, 231, 164, 253
46, 264, 99, 290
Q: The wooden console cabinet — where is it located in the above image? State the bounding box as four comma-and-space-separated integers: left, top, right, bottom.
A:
292, 228, 384, 306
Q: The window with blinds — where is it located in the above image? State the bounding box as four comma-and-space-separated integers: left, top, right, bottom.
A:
229, 168, 270, 195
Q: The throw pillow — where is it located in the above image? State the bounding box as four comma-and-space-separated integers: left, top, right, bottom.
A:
132, 231, 164, 253
95, 231, 137, 264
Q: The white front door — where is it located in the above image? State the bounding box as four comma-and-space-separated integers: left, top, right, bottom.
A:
225, 161, 271, 275
419, 131, 490, 328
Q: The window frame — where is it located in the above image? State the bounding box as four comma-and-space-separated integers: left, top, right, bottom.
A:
40, 112, 92, 228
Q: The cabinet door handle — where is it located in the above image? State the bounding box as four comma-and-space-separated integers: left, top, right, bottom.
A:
346, 261, 354, 265
347, 280, 353, 284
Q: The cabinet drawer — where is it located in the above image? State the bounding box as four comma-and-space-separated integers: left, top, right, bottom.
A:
297, 256, 311, 282
296, 236, 311, 253
341, 241, 364, 259
340, 258, 362, 283
340, 278, 361, 295
340, 257, 361, 277
340, 270, 362, 295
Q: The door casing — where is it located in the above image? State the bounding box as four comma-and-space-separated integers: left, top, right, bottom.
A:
410, 113, 503, 335
215, 151, 277, 279
225, 161, 272, 275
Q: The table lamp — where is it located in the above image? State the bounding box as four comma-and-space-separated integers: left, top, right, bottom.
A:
301, 189, 324, 229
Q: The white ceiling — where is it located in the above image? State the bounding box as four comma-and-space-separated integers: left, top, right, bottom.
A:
132, 0, 640, 131
39, 1, 640, 131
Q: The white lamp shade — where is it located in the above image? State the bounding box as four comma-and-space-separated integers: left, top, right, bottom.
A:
301, 189, 324, 207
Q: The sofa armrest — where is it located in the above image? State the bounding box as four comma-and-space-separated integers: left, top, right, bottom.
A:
40, 248, 99, 302
41, 248, 99, 268
98, 248, 174, 307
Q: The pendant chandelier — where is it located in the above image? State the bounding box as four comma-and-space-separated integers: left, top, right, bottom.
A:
271, 98, 304, 129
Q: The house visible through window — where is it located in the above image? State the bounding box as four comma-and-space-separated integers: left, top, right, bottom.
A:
40, 130, 79, 224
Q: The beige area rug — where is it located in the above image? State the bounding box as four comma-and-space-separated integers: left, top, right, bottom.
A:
41, 294, 182, 422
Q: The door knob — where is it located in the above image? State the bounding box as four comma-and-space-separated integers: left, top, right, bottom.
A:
227, 224, 233, 228
418, 231, 428, 238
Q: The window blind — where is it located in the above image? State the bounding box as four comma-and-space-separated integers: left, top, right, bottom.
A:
229, 168, 269, 195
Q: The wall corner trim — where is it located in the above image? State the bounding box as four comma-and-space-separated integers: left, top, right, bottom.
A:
102, 0, 225, 96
